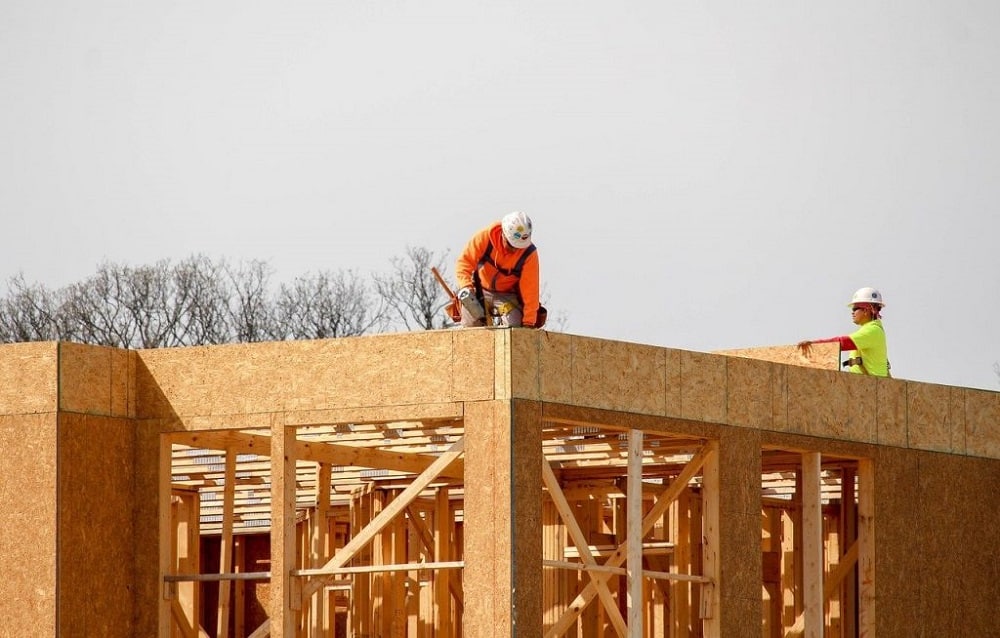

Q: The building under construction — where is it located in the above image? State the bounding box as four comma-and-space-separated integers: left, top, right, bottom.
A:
1, 328, 999, 637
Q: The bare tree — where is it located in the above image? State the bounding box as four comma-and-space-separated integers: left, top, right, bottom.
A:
0, 274, 62, 342
226, 259, 279, 343
1, 249, 486, 348
374, 246, 452, 331
275, 270, 386, 339
173, 255, 232, 345
60, 264, 136, 347
57, 257, 232, 348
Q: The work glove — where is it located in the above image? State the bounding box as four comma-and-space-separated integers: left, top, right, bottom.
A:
457, 287, 484, 320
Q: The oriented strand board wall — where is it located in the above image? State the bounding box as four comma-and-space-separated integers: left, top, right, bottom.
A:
909, 450, 1000, 635
0, 413, 58, 638
713, 343, 840, 370
134, 330, 496, 421
0, 343, 59, 637
0, 341, 58, 413
52, 344, 137, 637
872, 447, 1000, 636
717, 428, 763, 636
57, 413, 136, 638
58, 342, 134, 418
509, 330, 1000, 459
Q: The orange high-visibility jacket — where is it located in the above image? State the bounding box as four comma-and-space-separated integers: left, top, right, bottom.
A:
455, 223, 540, 326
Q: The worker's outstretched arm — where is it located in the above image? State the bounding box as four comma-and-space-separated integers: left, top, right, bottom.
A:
797, 335, 856, 356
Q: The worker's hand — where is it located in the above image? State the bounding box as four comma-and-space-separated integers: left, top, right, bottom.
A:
457, 287, 475, 301
796, 340, 812, 356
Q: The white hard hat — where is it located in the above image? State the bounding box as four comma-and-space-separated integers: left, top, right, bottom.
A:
848, 287, 884, 307
501, 211, 533, 249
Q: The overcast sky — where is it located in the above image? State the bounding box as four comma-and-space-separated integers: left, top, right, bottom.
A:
2, 1, 998, 391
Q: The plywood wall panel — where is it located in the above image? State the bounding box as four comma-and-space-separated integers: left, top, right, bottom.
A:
844, 374, 878, 443
715, 342, 839, 370
540, 334, 676, 416
492, 327, 511, 399
964, 389, 1000, 458
718, 428, 761, 515
876, 377, 908, 448
452, 328, 499, 399
58, 342, 133, 417
785, 368, 842, 437
905, 382, 955, 453
612, 340, 667, 415
510, 399, 543, 632
663, 346, 682, 418
948, 385, 967, 455
57, 413, 136, 637
136, 332, 480, 419
679, 350, 726, 423
0, 413, 57, 638
462, 400, 513, 637
726, 356, 774, 430
717, 429, 762, 636
537, 331, 573, 404
0, 341, 58, 414
872, 447, 921, 637
568, 335, 606, 408
915, 452, 1000, 635
131, 423, 165, 638
770, 361, 790, 432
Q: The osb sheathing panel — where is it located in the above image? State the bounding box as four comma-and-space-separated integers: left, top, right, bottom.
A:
873, 446, 1000, 636
58, 342, 134, 418
510, 400, 543, 633
680, 350, 727, 423
718, 428, 763, 634
567, 336, 669, 414
785, 367, 877, 442
460, 398, 544, 637
875, 377, 908, 447
134, 330, 495, 419
964, 388, 1000, 458
0, 413, 57, 638
872, 447, 922, 638
57, 413, 136, 638
727, 356, 868, 437
725, 356, 775, 430
461, 400, 512, 637
132, 422, 165, 638
714, 342, 839, 370
511, 331, 1000, 458
913, 451, 1000, 635
512, 331, 683, 417
0, 341, 58, 414
905, 382, 961, 454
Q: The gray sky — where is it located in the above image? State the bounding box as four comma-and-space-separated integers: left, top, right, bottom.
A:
2, 1, 999, 391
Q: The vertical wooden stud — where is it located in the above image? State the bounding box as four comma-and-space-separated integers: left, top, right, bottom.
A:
270, 421, 298, 638
158, 436, 173, 638
217, 449, 237, 638
627, 429, 644, 635
701, 440, 720, 638
802, 452, 824, 638
311, 462, 332, 638
436, 487, 453, 638
857, 459, 874, 638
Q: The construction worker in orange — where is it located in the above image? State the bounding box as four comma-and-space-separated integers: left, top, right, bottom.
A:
797, 287, 891, 377
454, 211, 545, 328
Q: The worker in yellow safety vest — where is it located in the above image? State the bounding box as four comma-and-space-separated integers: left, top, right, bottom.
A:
797, 287, 891, 377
